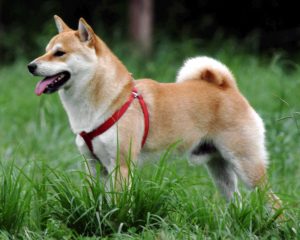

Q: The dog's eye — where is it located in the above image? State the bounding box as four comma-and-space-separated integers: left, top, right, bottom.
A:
54, 50, 66, 57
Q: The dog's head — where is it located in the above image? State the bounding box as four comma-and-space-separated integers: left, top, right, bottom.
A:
28, 16, 99, 96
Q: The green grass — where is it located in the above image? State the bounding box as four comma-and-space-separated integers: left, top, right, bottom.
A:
0, 39, 300, 239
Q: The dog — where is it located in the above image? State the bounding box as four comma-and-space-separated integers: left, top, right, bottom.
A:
28, 16, 281, 207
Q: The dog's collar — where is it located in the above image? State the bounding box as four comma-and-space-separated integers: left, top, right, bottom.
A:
80, 87, 149, 154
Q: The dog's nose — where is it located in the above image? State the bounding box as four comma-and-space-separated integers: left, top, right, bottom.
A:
27, 63, 37, 74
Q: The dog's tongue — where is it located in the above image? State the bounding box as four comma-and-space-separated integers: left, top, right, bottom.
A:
35, 77, 55, 96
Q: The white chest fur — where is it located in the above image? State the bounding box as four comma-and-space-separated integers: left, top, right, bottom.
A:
75, 125, 118, 173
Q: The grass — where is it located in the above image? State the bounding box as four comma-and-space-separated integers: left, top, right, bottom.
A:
0, 39, 300, 239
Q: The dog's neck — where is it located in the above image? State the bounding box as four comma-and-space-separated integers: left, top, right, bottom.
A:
59, 45, 132, 134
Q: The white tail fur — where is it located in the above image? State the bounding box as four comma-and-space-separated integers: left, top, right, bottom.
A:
176, 56, 236, 88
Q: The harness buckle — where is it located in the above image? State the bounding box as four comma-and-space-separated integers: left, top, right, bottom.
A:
132, 91, 139, 98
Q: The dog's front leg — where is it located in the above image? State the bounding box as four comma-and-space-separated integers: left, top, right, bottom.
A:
111, 145, 140, 191
75, 135, 108, 183
114, 159, 131, 191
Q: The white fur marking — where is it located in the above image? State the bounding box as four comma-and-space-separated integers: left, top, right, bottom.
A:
55, 19, 64, 33
176, 56, 233, 83
35, 61, 68, 76
52, 43, 63, 52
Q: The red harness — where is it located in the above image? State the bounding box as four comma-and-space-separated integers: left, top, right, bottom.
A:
79, 87, 149, 154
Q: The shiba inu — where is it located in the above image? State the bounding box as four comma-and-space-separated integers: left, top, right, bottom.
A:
28, 16, 281, 207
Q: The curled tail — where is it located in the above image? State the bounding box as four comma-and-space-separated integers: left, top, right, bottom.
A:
176, 56, 237, 89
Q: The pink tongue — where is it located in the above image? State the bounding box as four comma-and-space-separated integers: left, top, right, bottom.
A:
35, 77, 56, 96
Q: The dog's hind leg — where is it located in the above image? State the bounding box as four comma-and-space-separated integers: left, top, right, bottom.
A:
214, 125, 282, 210
190, 142, 239, 201
206, 153, 239, 201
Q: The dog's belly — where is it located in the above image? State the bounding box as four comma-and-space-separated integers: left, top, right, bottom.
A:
139, 141, 218, 167
138, 151, 163, 166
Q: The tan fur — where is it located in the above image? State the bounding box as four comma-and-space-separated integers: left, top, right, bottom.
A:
201, 69, 231, 88
29, 16, 281, 210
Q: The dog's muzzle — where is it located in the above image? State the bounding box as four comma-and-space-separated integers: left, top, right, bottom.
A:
28, 63, 37, 74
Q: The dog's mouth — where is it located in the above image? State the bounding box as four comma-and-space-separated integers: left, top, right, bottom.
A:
35, 71, 71, 96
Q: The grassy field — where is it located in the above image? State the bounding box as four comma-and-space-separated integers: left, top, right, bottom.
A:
0, 39, 300, 239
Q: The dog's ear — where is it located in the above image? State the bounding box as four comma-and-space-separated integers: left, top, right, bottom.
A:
78, 18, 95, 42
54, 15, 72, 33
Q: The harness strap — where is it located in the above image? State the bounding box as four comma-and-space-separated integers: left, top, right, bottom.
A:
80, 87, 149, 154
